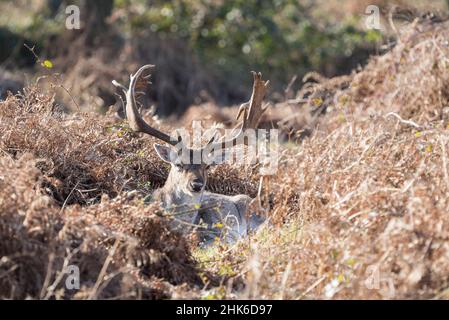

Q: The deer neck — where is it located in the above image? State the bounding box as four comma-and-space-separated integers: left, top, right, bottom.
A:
158, 170, 204, 209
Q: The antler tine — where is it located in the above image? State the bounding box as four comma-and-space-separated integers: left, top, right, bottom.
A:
245, 71, 270, 128
206, 71, 269, 151
112, 65, 180, 147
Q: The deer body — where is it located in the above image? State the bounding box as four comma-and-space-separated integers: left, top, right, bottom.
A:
149, 150, 260, 244
113, 65, 269, 244
153, 185, 252, 244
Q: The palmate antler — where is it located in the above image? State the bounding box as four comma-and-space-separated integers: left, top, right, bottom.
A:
112, 64, 179, 146
112, 65, 269, 153
206, 71, 270, 151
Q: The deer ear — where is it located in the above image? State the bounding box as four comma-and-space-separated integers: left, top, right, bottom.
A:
154, 144, 176, 163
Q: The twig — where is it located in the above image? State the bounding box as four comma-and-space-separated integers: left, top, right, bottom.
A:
39, 252, 55, 299
388, 6, 401, 41
279, 261, 292, 299
59, 181, 79, 214
26, 45, 81, 111
43, 248, 79, 300
385, 112, 422, 129
88, 239, 120, 300
284, 75, 297, 99
57, 83, 81, 111
298, 276, 326, 299
24, 43, 41, 63
440, 136, 449, 190
0, 265, 18, 280
158, 201, 222, 218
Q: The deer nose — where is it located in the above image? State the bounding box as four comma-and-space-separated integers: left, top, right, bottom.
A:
190, 179, 204, 192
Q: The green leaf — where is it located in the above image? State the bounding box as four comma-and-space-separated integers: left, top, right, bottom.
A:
41, 60, 53, 69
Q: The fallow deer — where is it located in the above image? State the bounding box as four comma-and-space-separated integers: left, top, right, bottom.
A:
113, 65, 269, 244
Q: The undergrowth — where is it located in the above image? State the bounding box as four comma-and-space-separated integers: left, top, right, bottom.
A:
1, 21, 449, 299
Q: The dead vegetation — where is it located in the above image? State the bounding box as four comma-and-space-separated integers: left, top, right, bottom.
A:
206, 20, 449, 299
1, 20, 449, 299
0, 82, 253, 299
0, 153, 206, 299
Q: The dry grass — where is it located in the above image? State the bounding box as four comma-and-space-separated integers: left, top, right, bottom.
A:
0, 153, 205, 299
1, 20, 449, 299
201, 20, 449, 300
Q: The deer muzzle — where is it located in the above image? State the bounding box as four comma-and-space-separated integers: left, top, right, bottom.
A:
189, 179, 204, 193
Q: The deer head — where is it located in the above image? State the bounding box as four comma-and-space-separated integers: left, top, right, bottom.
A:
152, 144, 216, 195
113, 64, 269, 197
